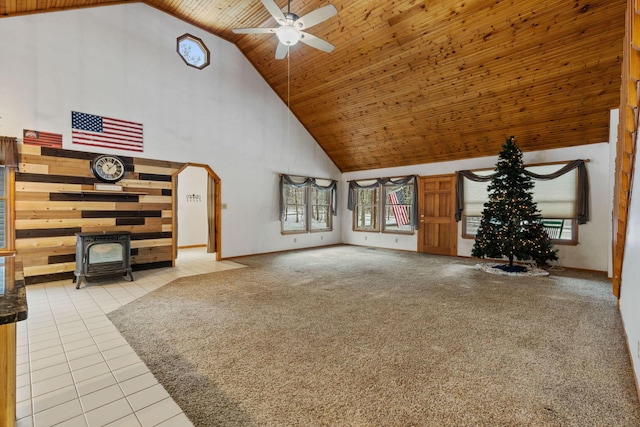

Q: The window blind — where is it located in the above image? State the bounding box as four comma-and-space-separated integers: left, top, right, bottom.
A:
462, 170, 492, 216
462, 164, 578, 218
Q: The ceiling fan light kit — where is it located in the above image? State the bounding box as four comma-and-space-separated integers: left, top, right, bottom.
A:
276, 25, 300, 46
233, 0, 337, 59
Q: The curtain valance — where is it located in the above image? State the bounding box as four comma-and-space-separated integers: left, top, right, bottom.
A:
0, 137, 19, 168
455, 160, 590, 224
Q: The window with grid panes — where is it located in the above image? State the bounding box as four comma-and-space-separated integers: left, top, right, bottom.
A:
282, 183, 308, 233
0, 166, 8, 250
382, 183, 414, 234
310, 186, 332, 231
353, 186, 380, 231
281, 176, 335, 234
461, 163, 579, 244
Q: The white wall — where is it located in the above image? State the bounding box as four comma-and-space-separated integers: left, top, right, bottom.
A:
177, 166, 208, 248
0, 3, 341, 258
608, 109, 619, 277
620, 137, 640, 395
341, 142, 612, 271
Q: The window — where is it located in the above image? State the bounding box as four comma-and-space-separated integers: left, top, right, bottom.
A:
0, 138, 17, 253
353, 185, 380, 231
0, 166, 9, 252
0, 166, 9, 250
463, 215, 577, 243
280, 175, 336, 234
310, 186, 332, 231
460, 162, 583, 244
282, 183, 308, 232
349, 176, 416, 234
383, 183, 414, 233
177, 34, 210, 69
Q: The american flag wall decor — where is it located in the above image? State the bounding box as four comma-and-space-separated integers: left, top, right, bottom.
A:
23, 129, 63, 148
388, 189, 410, 227
71, 111, 143, 152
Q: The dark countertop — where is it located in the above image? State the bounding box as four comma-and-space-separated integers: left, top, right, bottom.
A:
0, 256, 28, 325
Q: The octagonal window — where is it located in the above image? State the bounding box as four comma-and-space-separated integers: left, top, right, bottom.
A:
177, 34, 210, 69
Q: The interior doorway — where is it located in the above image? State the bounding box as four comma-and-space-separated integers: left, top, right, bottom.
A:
173, 163, 221, 262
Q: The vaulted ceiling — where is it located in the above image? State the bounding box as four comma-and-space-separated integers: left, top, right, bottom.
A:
0, 0, 626, 172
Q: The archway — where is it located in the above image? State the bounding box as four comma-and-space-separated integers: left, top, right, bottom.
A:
173, 163, 221, 262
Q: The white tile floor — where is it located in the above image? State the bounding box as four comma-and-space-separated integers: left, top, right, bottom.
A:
15, 248, 245, 427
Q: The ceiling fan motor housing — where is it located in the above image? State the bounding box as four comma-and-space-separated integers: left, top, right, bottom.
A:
284, 12, 300, 26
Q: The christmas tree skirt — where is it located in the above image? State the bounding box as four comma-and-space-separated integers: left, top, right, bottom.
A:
475, 262, 550, 277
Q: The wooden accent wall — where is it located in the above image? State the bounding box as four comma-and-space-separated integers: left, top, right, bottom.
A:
15, 144, 184, 285
613, 0, 640, 298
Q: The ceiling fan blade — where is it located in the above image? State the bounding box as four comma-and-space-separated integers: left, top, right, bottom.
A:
296, 4, 337, 30
232, 27, 276, 34
261, 0, 286, 25
299, 32, 335, 53
275, 42, 289, 60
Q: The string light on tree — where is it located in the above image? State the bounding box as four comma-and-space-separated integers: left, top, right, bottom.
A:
471, 136, 558, 272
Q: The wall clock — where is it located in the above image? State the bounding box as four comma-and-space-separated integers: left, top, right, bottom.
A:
91, 154, 126, 183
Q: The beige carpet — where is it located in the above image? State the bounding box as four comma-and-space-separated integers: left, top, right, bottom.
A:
108, 246, 640, 426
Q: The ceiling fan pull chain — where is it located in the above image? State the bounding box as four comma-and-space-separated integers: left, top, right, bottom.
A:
287, 44, 291, 155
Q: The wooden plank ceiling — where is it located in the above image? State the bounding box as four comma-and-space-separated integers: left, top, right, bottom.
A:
0, 0, 626, 172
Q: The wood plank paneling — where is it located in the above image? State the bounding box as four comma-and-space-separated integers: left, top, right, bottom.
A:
23, 262, 76, 277
15, 218, 117, 229
15, 227, 81, 239
613, 0, 640, 297
15, 145, 184, 284
139, 195, 172, 204
49, 192, 141, 202
15, 210, 83, 220
25, 272, 75, 285
119, 179, 172, 190
16, 246, 76, 258
15, 236, 77, 250
0, 0, 625, 172
132, 245, 173, 264
131, 239, 172, 249
15, 201, 117, 211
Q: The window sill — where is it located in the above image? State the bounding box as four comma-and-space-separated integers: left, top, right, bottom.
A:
551, 239, 578, 246
461, 234, 578, 246
382, 230, 415, 236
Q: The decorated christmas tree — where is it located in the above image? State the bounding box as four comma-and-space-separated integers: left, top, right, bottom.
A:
471, 136, 558, 271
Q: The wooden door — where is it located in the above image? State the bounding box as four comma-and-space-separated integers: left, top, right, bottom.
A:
418, 175, 457, 255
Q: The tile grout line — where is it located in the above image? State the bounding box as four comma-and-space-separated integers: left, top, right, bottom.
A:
62, 279, 141, 427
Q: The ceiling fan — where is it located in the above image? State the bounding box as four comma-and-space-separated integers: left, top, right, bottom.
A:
233, 0, 337, 59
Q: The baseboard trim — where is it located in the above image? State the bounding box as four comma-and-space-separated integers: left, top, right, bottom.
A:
619, 313, 640, 405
